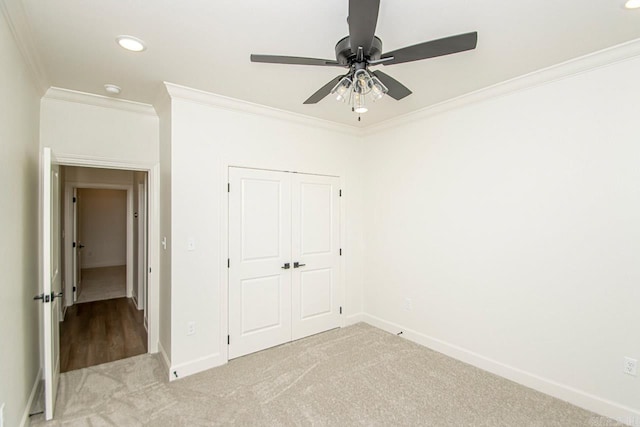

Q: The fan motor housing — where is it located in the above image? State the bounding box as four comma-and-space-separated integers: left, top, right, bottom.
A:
335, 36, 382, 65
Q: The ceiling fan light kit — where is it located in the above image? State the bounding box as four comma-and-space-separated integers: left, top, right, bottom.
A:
330, 69, 388, 114
250, 0, 478, 119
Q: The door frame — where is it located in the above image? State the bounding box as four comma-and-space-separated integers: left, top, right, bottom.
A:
54, 154, 160, 354
221, 161, 347, 362
137, 181, 148, 314
63, 182, 134, 306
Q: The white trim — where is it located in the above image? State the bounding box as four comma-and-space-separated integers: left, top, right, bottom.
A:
170, 352, 226, 382
163, 82, 361, 136
219, 159, 229, 364
44, 87, 157, 116
157, 340, 171, 380
364, 37, 640, 135
360, 313, 640, 423
63, 182, 133, 300
19, 368, 42, 427
55, 154, 160, 356
344, 312, 365, 326
146, 163, 160, 353
53, 153, 156, 171
81, 260, 127, 269
0, 0, 48, 94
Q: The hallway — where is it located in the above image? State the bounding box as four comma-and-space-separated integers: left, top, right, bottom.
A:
76, 265, 127, 304
60, 298, 147, 373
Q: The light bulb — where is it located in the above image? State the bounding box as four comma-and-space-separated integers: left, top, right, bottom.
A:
353, 92, 368, 114
625, 0, 640, 8
370, 76, 388, 101
331, 77, 352, 102
354, 69, 373, 95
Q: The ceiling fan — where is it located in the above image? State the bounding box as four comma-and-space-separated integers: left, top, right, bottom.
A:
250, 0, 478, 116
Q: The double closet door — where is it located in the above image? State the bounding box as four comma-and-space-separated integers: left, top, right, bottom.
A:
228, 167, 341, 359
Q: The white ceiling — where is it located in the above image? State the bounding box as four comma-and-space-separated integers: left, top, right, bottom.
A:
16, 0, 640, 127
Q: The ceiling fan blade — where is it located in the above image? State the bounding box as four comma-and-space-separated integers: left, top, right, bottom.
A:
372, 70, 412, 100
303, 75, 344, 104
251, 54, 342, 67
348, 0, 380, 55
381, 32, 478, 66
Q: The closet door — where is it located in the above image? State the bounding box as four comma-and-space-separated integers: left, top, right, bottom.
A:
291, 174, 341, 340
228, 167, 292, 359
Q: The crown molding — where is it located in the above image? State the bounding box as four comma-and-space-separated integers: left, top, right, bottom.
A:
44, 87, 157, 116
162, 82, 362, 136
0, 0, 48, 94
364, 37, 640, 135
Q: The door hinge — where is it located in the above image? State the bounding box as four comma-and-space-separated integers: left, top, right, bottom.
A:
227, 335, 230, 345
227, 183, 230, 193
339, 306, 343, 315
339, 248, 342, 256
72, 241, 76, 248
227, 259, 230, 268
339, 189, 342, 197
73, 196, 77, 203
73, 286, 77, 292
149, 267, 152, 273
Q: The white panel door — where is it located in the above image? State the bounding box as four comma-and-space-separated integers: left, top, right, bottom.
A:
228, 167, 292, 359
291, 174, 341, 340
41, 147, 61, 420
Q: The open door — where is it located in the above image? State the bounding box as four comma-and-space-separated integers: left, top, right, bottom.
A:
72, 188, 83, 302
38, 147, 62, 420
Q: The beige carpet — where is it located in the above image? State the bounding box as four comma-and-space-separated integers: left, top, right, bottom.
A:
76, 266, 126, 304
30, 323, 618, 426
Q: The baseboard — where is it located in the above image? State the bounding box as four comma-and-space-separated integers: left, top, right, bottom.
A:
360, 313, 640, 424
131, 294, 138, 309
344, 312, 365, 326
20, 367, 42, 427
81, 261, 126, 269
169, 352, 226, 382
157, 340, 171, 382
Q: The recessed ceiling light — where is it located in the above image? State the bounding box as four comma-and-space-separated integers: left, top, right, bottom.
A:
625, 0, 640, 8
104, 84, 121, 95
116, 35, 146, 52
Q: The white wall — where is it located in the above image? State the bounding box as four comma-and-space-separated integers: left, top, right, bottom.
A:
40, 92, 159, 164
363, 56, 640, 417
41, 91, 161, 354
162, 85, 365, 375
157, 92, 172, 362
78, 189, 127, 268
0, 8, 42, 427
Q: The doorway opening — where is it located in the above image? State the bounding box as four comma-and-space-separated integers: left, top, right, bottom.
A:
59, 166, 149, 372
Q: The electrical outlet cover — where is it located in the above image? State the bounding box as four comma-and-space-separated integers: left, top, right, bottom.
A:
624, 357, 637, 376
187, 321, 196, 336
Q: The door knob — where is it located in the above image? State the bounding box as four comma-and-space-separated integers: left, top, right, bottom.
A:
293, 262, 306, 268
78, 244, 85, 249
281, 263, 290, 269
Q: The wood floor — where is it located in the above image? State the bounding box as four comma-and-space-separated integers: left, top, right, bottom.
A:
60, 297, 147, 373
